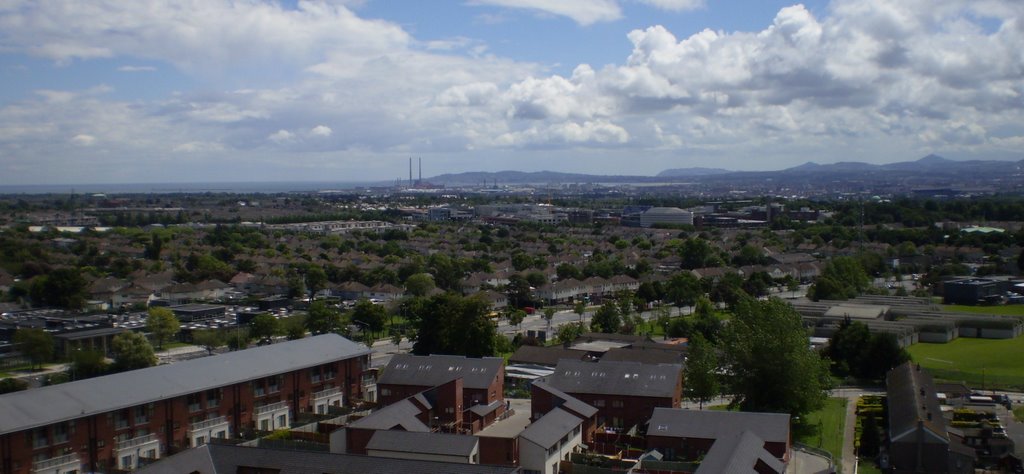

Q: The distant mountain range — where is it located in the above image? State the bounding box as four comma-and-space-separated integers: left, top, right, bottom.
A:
425, 155, 1023, 185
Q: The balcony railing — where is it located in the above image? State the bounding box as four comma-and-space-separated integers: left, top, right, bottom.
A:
32, 453, 80, 472
312, 387, 341, 401
189, 416, 228, 432
117, 433, 158, 451
255, 401, 289, 415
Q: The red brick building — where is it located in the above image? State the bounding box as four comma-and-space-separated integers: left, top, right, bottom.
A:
0, 334, 369, 474
376, 354, 506, 430
536, 359, 682, 432
645, 408, 791, 464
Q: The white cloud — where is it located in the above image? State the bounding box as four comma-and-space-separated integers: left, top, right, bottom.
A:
309, 125, 332, 137
117, 65, 156, 72
468, 0, 621, 25
268, 130, 295, 143
71, 134, 96, 146
633, 0, 704, 12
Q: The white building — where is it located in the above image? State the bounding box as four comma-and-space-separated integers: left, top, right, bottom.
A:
639, 207, 693, 228
518, 408, 584, 474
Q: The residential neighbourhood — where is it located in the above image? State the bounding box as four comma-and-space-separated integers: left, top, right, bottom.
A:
3, 192, 1024, 474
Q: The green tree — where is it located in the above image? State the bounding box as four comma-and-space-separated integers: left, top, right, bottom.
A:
574, 301, 587, 322
680, 238, 722, 270
683, 333, 719, 409
721, 297, 831, 417
146, 307, 180, 350
68, 349, 108, 380
305, 301, 345, 335
283, 315, 307, 340
144, 233, 163, 260
506, 274, 534, 309
825, 318, 871, 377
192, 329, 226, 355
411, 293, 497, 357
352, 298, 388, 336
508, 309, 526, 330
111, 331, 157, 372
404, 273, 436, 297
226, 328, 250, 350
590, 301, 621, 334
666, 272, 700, 308
249, 313, 281, 345
556, 322, 586, 344
0, 378, 28, 394
543, 308, 556, 330
304, 265, 328, 299
14, 328, 53, 369
29, 267, 88, 310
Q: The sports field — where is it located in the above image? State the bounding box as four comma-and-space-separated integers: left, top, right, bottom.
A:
942, 304, 1024, 317
908, 336, 1024, 390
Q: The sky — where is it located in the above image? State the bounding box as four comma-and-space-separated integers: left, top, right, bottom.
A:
0, 0, 1022, 185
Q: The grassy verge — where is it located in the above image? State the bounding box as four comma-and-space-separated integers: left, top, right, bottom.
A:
794, 397, 847, 465
908, 337, 1024, 390
1014, 406, 1024, 422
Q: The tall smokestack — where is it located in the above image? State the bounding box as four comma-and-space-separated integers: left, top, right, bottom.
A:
409, 158, 412, 186
418, 157, 422, 183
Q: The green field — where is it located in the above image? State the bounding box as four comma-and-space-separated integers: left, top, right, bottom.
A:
942, 304, 1024, 316
794, 397, 847, 465
908, 337, 1024, 390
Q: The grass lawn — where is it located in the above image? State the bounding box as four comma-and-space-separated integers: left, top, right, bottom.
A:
794, 397, 847, 465
857, 460, 883, 474
908, 337, 1024, 390
942, 304, 1024, 317
155, 341, 193, 351
1014, 406, 1024, 422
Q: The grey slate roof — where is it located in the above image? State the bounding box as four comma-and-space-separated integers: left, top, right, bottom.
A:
367, 430, 479, 457
886, 362, 948, 442
519, 408, 582, 449
544, 359, 681, 398
601, 347, 684, 365
647, 408, 790, 443
695, 430, 785, 474
348, 399, 431, 431
378, 354, 503, 390
0, 333, 369, 435
137, 443, 520, 474
531, 380, 598, 419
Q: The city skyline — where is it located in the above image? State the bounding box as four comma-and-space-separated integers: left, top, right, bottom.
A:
1, 0, 1022, 185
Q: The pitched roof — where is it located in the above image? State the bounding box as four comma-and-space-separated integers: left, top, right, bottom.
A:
886, 362, 948, 443
366, 431, 479, 457
695, 430, 785, 474
601, 347, 684, 365
0, 334, 369, 435
378, 354, 503, 390
137, 443, 519, 474
647, 408, 790, 444
519, 408, 582, 449
531, 380, 598, 419
544, 359, 681, 398
347, 398, 431, 431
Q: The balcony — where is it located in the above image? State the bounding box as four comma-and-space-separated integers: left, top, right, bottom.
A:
190, 416, 229, 433
32, 454, 80, 473
117, 433, 159, 452
255, 401, 289, 416
312, 387, 341, 401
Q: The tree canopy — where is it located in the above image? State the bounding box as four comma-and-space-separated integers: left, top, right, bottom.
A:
683, 333, 719, 409
111, 331, 157, 372
411, 293, 497, 357
721, 297, 831, 418
146, 307, 180, 350
14, 328, 54, 369
305, 301, 345, 335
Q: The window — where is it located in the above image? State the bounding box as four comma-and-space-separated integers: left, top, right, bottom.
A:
310, 368, 322, 384
260, 419, 270, 431
215, 431, 226, 439
135, 406, 149, 425
121, 455, 133, 469
206, 389, 221, 408
53, 423, 70, 444
380, 388, 391, 397
611, 400, 624, 408
115, 410, 131, 429
593, 399, 605, 407
276, 414, 286, 429
145, 448, 157, 459
32, 428, 47, 449
195, 436, 205, 446
187, 394, 202, 412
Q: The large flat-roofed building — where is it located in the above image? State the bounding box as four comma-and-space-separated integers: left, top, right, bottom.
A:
0, 334, 370, 474
639, 207, 693, 228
